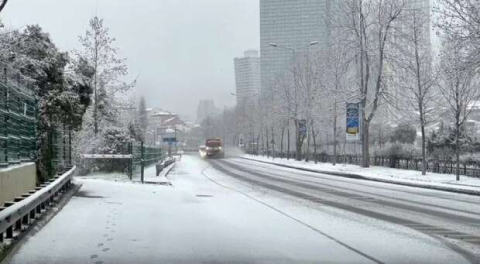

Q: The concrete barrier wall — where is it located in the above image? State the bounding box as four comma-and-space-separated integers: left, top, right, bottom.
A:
0, 163, 36, 205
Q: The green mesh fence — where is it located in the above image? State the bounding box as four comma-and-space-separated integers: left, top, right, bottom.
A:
50, 127, 73, 173
0, 80, 37, 167
130, 142, 163, 181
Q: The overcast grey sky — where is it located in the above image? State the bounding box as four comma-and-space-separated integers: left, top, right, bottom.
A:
2, 0, 260, 121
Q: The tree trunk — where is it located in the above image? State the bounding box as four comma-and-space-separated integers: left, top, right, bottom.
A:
456, 129, 460, 181
266, 128, 270, 158
306, 125, 311, 162
280, 126, 285, 157
271, 127, 275, 158
287, 125, 290, 160
295, 120, 302, 161
333, 101, 338, 166
313, 128, 318, 164
421, 125, 426, 175
362, 119, 370, 168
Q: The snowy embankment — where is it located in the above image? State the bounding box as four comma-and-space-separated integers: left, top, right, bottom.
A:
242, 155, 480, 196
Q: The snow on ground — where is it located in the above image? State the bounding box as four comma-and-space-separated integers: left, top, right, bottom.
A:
76, 171, 131, 182
136, 164, 172, 185
243, 154, 480, 193
8, 154, 474, 263
8, 156, 370, 264
202, 160, 477, 263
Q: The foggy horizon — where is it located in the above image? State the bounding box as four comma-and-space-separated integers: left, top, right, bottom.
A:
2, 0, 260, 121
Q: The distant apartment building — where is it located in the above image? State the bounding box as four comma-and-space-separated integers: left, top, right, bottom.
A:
146, 108, 186, 145
234, 50, 261, 105
260, 0, 331, 96
196, 100, 218, 124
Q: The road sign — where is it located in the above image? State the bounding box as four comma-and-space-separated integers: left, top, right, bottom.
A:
346, 103, 361, 142
163, 137, 177, 144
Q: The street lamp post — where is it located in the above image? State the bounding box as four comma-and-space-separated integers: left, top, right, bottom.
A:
269, 41, 319, 161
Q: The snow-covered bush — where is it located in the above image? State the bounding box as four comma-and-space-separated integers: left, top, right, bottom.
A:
460, 153, 480, 164
373, 143, 419, 167
77, 125, 133, 174
390, 124, 417, 145
426, 125, 479, 161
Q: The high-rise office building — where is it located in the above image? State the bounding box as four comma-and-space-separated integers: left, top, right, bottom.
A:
196, 100, 218, 124
259, 0, 432, 97
260, 0, 331, 95
234, 50, 261, 105
389, 0, 432, 111
407, 0, 431, 53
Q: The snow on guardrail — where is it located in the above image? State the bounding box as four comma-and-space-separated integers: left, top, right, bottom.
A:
0, 166, 76, 243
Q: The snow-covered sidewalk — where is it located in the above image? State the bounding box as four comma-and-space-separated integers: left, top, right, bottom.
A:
242, 155, 480, 196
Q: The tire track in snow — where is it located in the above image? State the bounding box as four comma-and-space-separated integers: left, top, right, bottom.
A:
235, 158, 480, 206
227, 159, 480, 220
210, 160, 479, 264
201, 165, 385, 264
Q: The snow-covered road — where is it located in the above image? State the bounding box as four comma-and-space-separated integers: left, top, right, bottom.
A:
7, 154, 480, 263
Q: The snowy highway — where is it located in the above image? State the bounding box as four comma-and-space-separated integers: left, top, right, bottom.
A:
7, 154, 480, 263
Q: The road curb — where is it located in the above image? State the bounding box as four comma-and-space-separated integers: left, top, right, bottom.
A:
144, 160, 177, 186
241, 157, 480, 197
163, 160, 177, 178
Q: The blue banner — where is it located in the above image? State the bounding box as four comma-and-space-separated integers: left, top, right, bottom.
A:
298, 119, 307, 138
346, 103, 361, 141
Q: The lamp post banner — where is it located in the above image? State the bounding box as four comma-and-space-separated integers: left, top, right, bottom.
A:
298, 119, 307, 138
346, 103, 361, 142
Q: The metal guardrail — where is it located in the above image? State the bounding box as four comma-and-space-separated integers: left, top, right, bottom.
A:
0, 166, 75, 244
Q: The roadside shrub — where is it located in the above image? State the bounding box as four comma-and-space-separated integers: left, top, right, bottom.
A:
391, 123, 417, 144
429, 147, 455, 161
374, 143, 418, 168
77, 126, 133, 175
460, 153, 480, 164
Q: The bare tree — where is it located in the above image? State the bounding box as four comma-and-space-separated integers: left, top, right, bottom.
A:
296, 49, 323, 161
338, 0, 407, 167
78, 16, 135, 135
436, 0, 480, 71
322, 40, 354, 165
435, 0, 480, 181
438, 42, 480, 181
271, 65, 298, 158
394, 8, 437, 175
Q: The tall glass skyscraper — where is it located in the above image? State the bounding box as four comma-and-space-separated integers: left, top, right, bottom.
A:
260, 0, 331, 95
259, 0, 431, 99
234, 50, 261, 105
